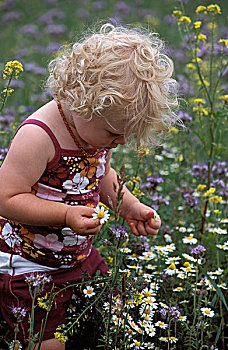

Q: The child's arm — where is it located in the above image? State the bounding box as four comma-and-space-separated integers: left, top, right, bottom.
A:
100, 152, 161, 236
0, 125, 101, 235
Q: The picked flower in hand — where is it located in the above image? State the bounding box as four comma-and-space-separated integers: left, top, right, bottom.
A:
92, 205, 110, 224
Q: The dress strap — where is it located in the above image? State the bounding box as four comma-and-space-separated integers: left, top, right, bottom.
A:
9, 119, 61, 154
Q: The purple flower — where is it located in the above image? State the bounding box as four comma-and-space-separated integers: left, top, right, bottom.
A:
76, 8, 90, 20
168, 306, 181, 320
1, 11, 22, 26
115, 2, 130, 14
113, 225, 128, 239
45, 24, 67, 36
191, 245, 206, 258
10, 306, 28, 319
192, 163, 208, 179
141, 176, 164, 192
177, 110, 192, 122
19, 25, 39, 38
1, 0, 14, 11
108, 16, 123, 27
25, 272, 52, 287
159, 307, 167, 317
183, 192, 199, 208
45, 42, 61, 54
92, 1, 106, 10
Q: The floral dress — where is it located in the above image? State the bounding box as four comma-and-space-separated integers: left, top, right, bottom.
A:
0, 119, 109, 268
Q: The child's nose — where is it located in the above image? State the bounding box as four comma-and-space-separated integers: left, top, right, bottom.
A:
115, 135, 126, 145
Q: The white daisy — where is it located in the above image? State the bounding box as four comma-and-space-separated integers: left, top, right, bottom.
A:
9, 340, 22, 350
201, 307, 215, 317
173, 286, 183, 292
178, 315, 187, 322
120, 248, 132, 253
83, 285, 95, 298
169, 336, 178, 343
182, 234, 198, 244
145, 322, 156, 337
92, 205, 110, 224
155, 321, 168, 329
130, 339, 144, 349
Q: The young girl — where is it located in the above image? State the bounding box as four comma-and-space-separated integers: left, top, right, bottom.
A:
0, 24, 177, 349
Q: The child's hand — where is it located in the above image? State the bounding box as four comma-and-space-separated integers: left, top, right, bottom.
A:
65, 205, 102, 235
125, 202, 161, 237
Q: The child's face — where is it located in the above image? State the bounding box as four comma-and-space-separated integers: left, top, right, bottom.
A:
72, 112, 127, 149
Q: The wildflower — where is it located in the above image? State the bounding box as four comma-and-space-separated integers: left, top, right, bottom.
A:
37, 294, 50, 311
191, 244, 206, 258
169, 337, 178, 343
195, 6, 207, 14
159, 307, 167, 317
3, 60, 24, 79
168, 306, 181, 320
54, 331, 68, 343
218, 94, 228, 102
172, 10, 183, 17
113, 225, 128, 239
83, 285, 95, 298
178, 315, 187, 322
193, 98, 206, 105
194, 21, 202, 29
10, 306, 28, 319
169, 127, 179, 134
201, 307, 215, 317
92, 205, 110, 224
159, 337, 168, 342
24, 272, 52, 288
141, 296, 158, 310
173, 286, 183, 292
137, 147, 149, 157
218, 40, 228, 49
216, 242, 228, 250
179, 16, 191, 25
198, 33, 207, 41
204, 187, 216, 197
2, 88, 14, 95
143, 342, 155, 349
165, 263, 178, 275
120, 247, 132, 253
141, 287, 156, 298
195, 184, 207, 191
130, 339, 144, 349
207, 4, 221, 15
182, 234, 198, 245
145, 323, 156, 337
209, 195, 223, 204
9, 340, 22, 350
155, 320, 168, 329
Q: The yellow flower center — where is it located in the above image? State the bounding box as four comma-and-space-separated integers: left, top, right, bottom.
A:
14, 345, 20, 350
87, 289, 92, 294
135, 342, 141, 347
176, 287, 182, 290
97, 212, 104, 219
145, 308, 151, 314
145, 292, 151, 297
205, 309, 210, 314
169, 263, 176, 270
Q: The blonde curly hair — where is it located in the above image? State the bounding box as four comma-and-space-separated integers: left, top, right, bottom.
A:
46, 23, 179, 146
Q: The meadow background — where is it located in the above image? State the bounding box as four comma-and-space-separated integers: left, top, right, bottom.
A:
0, 0, 227, 349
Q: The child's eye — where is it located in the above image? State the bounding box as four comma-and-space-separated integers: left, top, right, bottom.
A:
108, 131, 119, 137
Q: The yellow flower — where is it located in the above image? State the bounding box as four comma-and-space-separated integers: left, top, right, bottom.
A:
198, 33, 207, 41
219, 39, 228, 49
169, 127, 179, 134
169, 264, 176, 270
186, 63, 196, 71
207, 4, 222, 15
194, 21, 202, 29
204, 187, 216, 197
179, 16, 191, 25
192, 57, 202, 64
196, 6, 207, 14
2, 60, 23, 79
2, 88, 14, 95
218, 94, 228, 103
54, 332, 68, 343
132, 186, 144, 197
193, 98, 206, 105
209, 195, 223, 204
137, 147, 149, 157
195, 184, 206, 192
172, 10, 183, 17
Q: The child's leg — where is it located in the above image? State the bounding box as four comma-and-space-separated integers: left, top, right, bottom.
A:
25, 338, 65, 350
